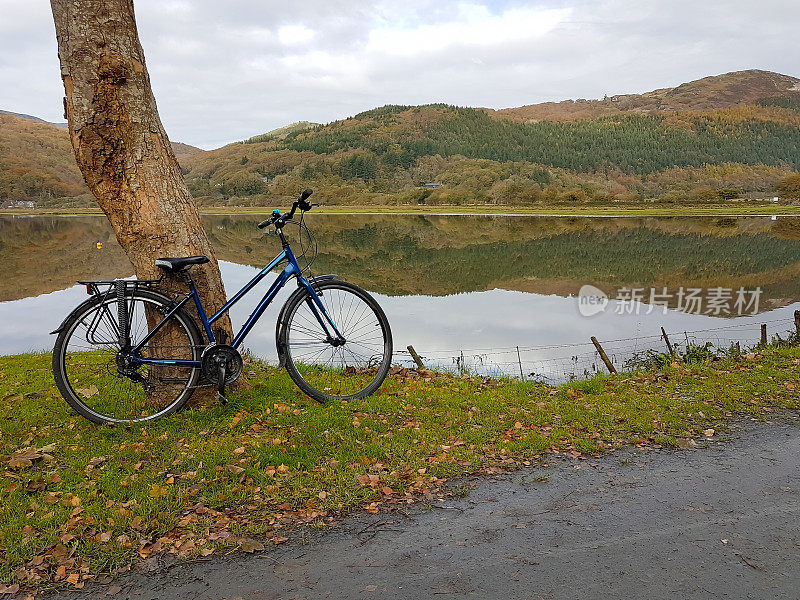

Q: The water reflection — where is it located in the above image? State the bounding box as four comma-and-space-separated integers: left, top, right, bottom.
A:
2, 214, 800, 371
6, 261, 798, 380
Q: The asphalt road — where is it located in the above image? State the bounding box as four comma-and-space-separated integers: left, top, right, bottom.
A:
53, 414, 800, 600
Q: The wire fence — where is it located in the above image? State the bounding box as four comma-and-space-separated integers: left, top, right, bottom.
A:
391, 314, 800, 384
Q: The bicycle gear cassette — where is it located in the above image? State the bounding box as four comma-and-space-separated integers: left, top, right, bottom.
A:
201, 344, 243, 385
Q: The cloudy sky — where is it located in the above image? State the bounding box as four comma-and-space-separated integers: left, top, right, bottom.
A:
1, 0, 798, 148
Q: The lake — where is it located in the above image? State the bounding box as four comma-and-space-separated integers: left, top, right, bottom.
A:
2, 213, 800, 381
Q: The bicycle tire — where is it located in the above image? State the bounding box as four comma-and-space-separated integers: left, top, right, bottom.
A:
278, 279, 392, 403
52, 288, 203, 424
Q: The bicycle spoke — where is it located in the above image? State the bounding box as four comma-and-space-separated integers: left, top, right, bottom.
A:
55, 292, 200, 423
284, 282, 391, 402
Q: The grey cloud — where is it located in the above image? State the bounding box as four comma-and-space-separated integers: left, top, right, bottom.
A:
1, 0, 798, 148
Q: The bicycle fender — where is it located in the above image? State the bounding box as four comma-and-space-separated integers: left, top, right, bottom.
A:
50, 287, 175, 334
274, 274, 337, 367
50, 296, 99, 334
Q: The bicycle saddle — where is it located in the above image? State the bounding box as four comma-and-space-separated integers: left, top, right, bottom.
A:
154, 255, 210, 272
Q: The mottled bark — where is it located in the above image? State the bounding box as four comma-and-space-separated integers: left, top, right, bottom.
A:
50, 1, 232, 344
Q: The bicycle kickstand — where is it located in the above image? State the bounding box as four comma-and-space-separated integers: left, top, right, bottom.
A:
215, 356, 228, 404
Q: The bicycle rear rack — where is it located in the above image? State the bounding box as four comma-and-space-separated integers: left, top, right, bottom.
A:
78, 277, 164, 297
77, 278, 165, 346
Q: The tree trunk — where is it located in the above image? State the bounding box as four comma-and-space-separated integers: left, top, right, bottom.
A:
50, 1, 231, 346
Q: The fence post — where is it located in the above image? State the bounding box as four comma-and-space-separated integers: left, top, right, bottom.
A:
661, 327, 674, 355
516, 346, 525, 381
761, 324, 767, 346
407, 345, 425, 370
795, 310, 800, 336
591, 336, 617, 374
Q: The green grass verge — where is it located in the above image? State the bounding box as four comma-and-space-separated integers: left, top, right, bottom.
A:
2, 347, 800, 590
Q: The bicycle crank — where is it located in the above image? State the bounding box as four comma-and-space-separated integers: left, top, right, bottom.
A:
201, 344, 243, 403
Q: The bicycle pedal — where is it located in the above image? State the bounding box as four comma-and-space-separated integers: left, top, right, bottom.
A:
216, 391, 228, 404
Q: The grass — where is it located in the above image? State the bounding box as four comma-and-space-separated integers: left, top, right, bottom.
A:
2, 346, 800, 591
2, 202, 800, 218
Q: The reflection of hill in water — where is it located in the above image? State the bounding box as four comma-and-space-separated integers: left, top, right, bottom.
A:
2, 215, 800, 311
0, 216, 129, 302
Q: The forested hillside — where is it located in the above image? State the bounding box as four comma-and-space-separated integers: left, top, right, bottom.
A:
0, 113, 89, 206
3, 69, 800, 208
0, 113, 203, 207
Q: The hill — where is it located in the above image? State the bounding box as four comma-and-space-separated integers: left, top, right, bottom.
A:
170, 141, 205, 158
245, 121, 320, 144
0, 109, 67, 128
3, 70, 800, 208
0, 112, 89, 207
0, 112, 204, 207
180, 70, 800, 207
490, 70, 800, 122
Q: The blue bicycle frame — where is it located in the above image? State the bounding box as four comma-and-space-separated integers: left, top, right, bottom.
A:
130, 242, 344, 369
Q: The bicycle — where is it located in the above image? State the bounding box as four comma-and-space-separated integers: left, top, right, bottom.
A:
51, 189, 393, 424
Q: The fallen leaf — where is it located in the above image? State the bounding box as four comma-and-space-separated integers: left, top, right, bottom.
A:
76, 385, 98, 398
0, 584, 20, 595
149, 485, 167, 499
86, 456, 106, 470
239, 538, 264, 553
318, 491, 328, 500
96, 531, 112, 543
66, 573, 81, 586
24, 478, 47, 493
703, 429, 715, 437
7, 449, 39, 470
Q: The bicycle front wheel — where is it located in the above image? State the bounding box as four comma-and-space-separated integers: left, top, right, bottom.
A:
278, 280, 392, 403
52, 288, 203, 424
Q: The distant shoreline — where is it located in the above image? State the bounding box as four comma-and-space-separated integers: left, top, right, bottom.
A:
2, 202, 800, 218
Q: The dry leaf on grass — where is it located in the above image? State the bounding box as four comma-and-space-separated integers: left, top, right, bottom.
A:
0, 584, 20, 595
238, 538, 264, 553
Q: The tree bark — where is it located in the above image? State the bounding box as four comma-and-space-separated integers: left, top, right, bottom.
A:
50, 1, 231, 344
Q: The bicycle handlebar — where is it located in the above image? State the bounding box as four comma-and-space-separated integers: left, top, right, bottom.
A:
258, 189, 314, 229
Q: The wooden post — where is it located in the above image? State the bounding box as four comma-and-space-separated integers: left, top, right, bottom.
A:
407, 345, 425, 370
761, 324, 767, 346
591, 336, 617, 374
661, 327, 674, 355
794, 310, 800, 336
516, 346, 525, 381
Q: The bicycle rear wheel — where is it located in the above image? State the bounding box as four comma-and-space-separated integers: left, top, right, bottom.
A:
52, 288, 203, 424
278, 280, 392, 403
